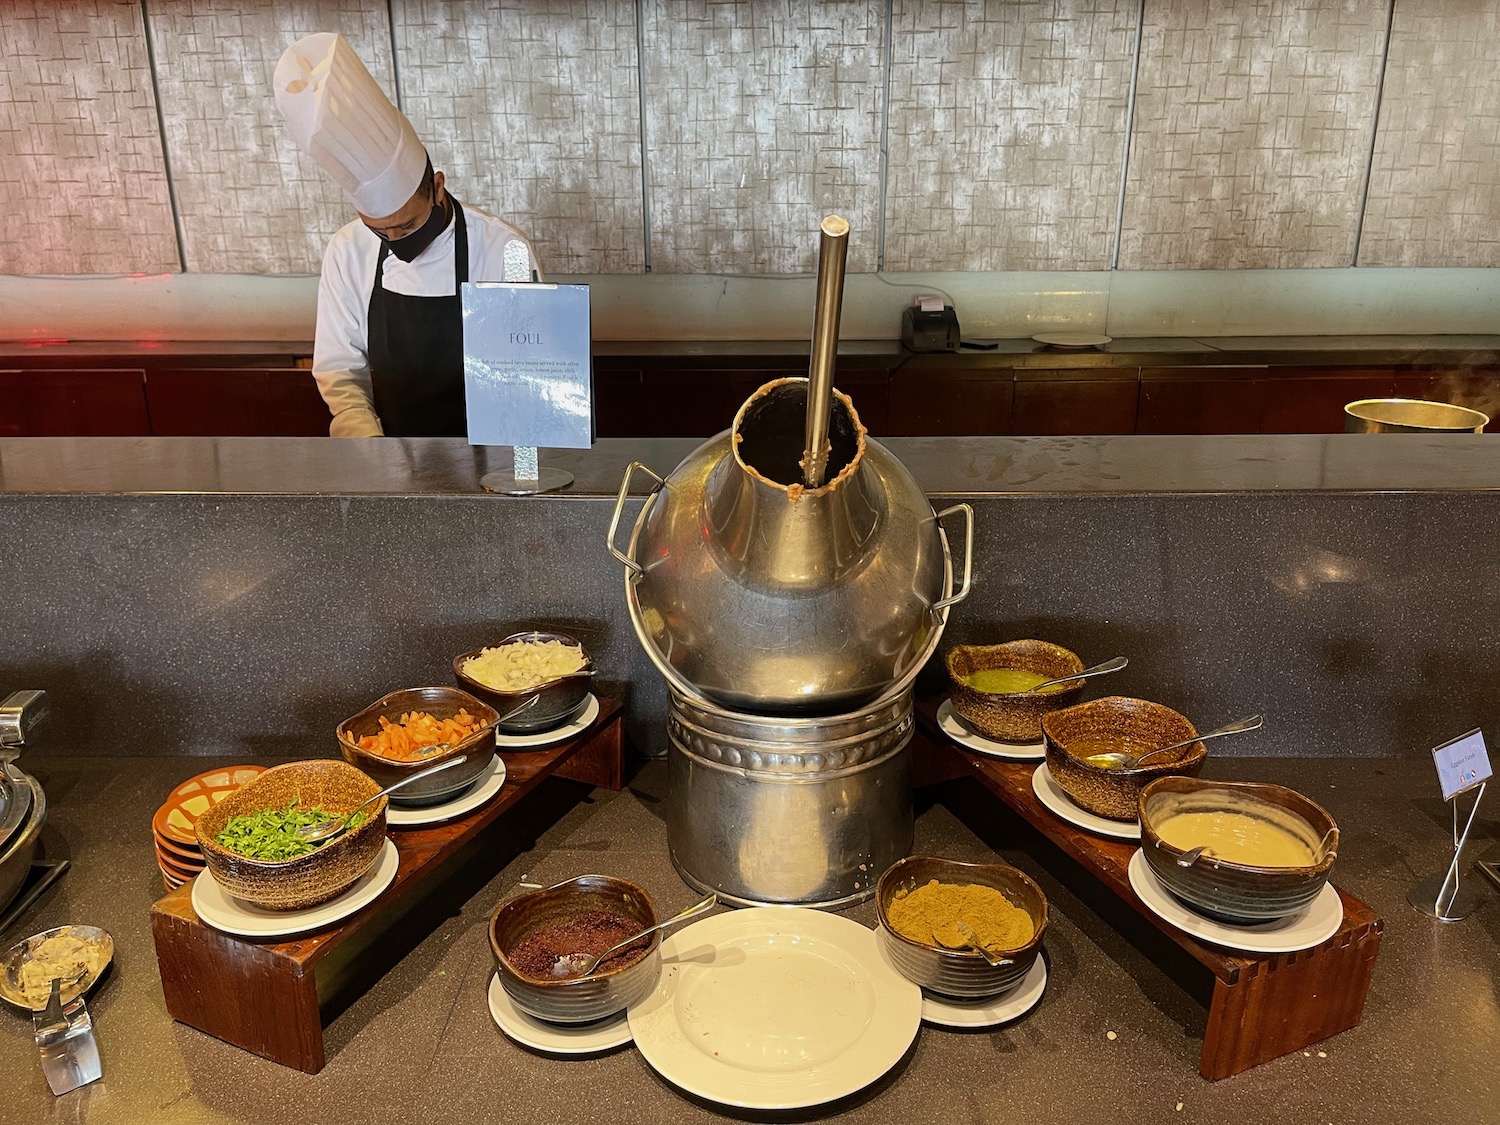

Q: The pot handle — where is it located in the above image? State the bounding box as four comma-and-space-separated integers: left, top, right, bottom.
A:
931, 502, 974, 611
606, 461, 667, 576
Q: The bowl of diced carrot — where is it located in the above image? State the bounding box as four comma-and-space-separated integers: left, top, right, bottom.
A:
336, 686, 501, 806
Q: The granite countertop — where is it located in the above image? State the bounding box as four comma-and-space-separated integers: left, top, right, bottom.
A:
0, 752, 1494, 1124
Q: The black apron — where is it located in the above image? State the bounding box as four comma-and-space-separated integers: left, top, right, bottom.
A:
366, 197, 469, 437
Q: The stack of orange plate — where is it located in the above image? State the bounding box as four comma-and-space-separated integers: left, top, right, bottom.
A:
152, 765, 265, 891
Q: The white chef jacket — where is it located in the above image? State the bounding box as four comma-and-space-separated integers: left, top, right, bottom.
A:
312, 203, 541, 437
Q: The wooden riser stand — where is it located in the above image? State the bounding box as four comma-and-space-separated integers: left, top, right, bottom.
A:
151, 698, 625, 1073
914, 698, 1383, 1080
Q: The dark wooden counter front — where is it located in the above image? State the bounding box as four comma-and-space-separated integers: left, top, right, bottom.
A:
151, 698, 624, 1073
913, 697, 1383, 1080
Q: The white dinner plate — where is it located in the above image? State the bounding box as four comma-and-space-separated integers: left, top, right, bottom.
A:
937, 700, 1045, 761
1127, 849, 1343, 954
191, 838, 400, 938
628, 907, 922, 1111
387, 755, 507, 827
872, 926, 1048, 1029
1032, 332, 1112, 349
494, 695, 600, 750
487, 973, 634, 1054
1031, 763, 1141, 840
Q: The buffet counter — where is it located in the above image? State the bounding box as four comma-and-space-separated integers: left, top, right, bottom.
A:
0, 750, 1492, 1124
0, 433, 1495, 1121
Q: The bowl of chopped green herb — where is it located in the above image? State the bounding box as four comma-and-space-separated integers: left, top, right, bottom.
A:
195, 760, 387, 911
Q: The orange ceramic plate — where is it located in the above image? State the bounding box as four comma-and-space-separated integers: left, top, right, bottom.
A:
152, 765, 266, 847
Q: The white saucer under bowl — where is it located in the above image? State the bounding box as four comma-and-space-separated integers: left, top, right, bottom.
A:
937, 699, 1045, 761
1127, 849, 1343, 954
1031, 763, 1141, 840
873, 925, 1048, 1029
494, 695, 600, 750
191, 838, 400, 938
487, 973, 634, 1054
387, 755, 506, 828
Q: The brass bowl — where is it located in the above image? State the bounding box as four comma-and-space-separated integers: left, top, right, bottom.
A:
338, 686, 499, 805
875, 855, 1047, 999
488, 875, 660, 1024
195, 760, 386, 911
454, 631, 593, 734
1140, 776, 1339, 923
945, 640, 1086, 742
1041, 696, 1207, 821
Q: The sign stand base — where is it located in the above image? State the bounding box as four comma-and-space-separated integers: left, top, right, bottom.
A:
481, 446, 574, 495
1408, 781, 1485, 922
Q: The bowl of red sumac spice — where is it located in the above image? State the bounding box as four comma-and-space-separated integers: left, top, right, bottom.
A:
489, 874, 660, 1024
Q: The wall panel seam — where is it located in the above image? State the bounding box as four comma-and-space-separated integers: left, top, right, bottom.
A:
1352, 0, 1398, 268
138, 0, 186, 273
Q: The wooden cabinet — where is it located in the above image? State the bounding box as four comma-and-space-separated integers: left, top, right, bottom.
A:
144, 369, 330, 436
0, 368, 151, 436
1012, 369, 1139, 435
1139, 366, 1399, 434
889, 365, 1013, 436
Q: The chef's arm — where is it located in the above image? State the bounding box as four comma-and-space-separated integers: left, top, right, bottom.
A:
311, 250, 385, 438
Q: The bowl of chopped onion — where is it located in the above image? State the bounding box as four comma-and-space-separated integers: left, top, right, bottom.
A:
337, 686, 501, 805
453, 631, 594, 733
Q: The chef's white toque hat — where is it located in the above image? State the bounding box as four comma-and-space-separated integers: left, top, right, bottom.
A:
273, 32, 427, 219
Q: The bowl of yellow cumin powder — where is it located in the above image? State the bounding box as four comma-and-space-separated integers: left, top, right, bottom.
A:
876, 855, 1047, 998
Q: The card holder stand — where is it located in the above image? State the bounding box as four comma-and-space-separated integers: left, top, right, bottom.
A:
913, 695, 1382, 1080
150, 697, 624, 1073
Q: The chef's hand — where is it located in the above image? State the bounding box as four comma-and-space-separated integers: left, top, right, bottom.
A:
329, 406, 385, 438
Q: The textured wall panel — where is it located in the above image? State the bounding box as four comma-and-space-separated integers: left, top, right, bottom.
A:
1358, 4, 1500, 267
884, 0, 1138, 272
1118, 0, 1386, 270
149, 0, 394, 274
642, 0, 884, 274
0, 1, 177, 274
395, 0, 644, 276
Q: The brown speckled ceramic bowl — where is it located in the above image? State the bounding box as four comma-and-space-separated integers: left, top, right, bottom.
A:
1042, 697, 1208, 821
489, 875, 660, 1024
1140, 776, 1339, 924
195, 760, 386, 911
876, 855, 1047, 999
945, 641, 1087, 742
337, 686, 499, 806
454, 631, 594, 733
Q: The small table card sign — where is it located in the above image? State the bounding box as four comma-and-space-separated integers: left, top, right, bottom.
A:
1432, 728, 1492, 802
460, 282, 593, 451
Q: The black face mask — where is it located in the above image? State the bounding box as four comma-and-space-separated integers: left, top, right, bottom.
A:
382, 196, 449, 263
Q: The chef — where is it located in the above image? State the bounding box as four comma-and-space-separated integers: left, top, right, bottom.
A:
274, 33, 541, 437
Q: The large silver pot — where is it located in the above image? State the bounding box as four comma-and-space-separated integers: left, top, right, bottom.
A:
608, 378, 972, 715
666, 688, 914, 907
0, 771, 46, 918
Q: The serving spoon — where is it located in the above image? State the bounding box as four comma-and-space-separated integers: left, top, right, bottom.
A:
1082, 714, 1264, 770
549, 892, 718, 979
935, 920, 1014, 967
1175, 826, 1337, 869
1026, 656, 1128, 693
294, 757, 466, 844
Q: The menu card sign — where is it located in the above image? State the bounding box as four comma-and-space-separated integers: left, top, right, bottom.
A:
460, 282, 593, 449
1432, 728, 1491, 801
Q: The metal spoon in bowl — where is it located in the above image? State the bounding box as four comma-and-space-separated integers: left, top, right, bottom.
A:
294, 757, 467, 844
416, 695, 544, 758
935, 920, 1014, 967
1177, 824, 1337, 869
548, 892, 718, 980
1026, 656, 1129, 694
1082, 714, 1264, 770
